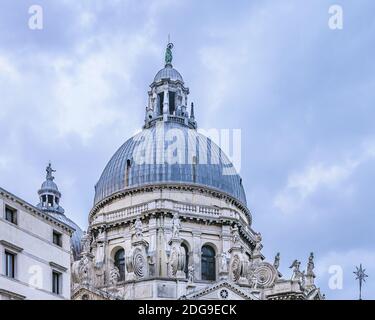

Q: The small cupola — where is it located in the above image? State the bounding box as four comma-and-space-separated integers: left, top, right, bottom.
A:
37, 162, 64, 214
144, 42, 197, 129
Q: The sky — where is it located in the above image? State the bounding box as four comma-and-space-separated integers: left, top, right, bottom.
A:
0, 0, 374, 300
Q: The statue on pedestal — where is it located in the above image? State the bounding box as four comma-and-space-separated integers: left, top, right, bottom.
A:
306, 252, 315, 277
273, 252, 280, 270
220, 252, 229, 273
290, 260, 305, 285
188, 264, 194, 283
171, 213, 181, 239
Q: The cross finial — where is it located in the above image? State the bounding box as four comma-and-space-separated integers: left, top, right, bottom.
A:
354, 264, 368, 300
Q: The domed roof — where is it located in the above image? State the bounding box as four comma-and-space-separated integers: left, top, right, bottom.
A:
41, 179, 59, 192
154, 64, 183, 83
48, 211, 83, 260
94, 122, 246, 206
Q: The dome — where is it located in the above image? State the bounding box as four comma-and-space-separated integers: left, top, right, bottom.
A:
154, 64, 183, 83
48, 211, 83, 260
94, 122, 247, 206
40, 180, 59, 192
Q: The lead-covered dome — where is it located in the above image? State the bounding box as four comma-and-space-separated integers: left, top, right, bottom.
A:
94, 122, 246, 206
154, 64, 183, 83
94, 43, 246, 208
40, 179, 59, 192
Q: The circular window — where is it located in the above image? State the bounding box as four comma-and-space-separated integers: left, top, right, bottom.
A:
219, 289, 229, 299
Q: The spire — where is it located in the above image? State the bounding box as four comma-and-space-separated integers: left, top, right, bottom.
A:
190, 102, 195, 120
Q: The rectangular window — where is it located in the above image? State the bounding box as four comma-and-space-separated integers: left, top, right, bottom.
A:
158, 92, 164, 115
169, 91, 176, 115
5, 206, 17, 224
53, 231, 62, 247
52, 271, 61, 295
47, 195, 53, 207
5, 251, 15, 278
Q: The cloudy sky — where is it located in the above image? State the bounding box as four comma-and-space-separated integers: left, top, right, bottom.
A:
1, 0, 374, 299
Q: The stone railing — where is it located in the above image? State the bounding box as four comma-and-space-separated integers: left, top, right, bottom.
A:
105, 203, 149, 223
91, 199, 242, 226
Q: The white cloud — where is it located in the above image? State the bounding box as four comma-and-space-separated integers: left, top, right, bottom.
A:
274, 142, 375, 214
0, 55, 19, 81
0, 154, 11, 170
78, 12, 96, 28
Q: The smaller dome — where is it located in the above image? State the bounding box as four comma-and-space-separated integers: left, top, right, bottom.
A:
154, 64, 183, 83
41, 180, 59, 192
48, 211, 83, 260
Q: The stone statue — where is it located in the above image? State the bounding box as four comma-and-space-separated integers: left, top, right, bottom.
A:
253, 233, 263, 256
250, 273, 258, 289
165, 43, 173, 65
306, 252, 315, 277
79, 255, 91, 285
188, 264, 194, 283
220, 252, 228, 272
171, 213, 181, 239
95, 242, 105, 268
134, 218, 143, 239
109, 266, 120, 287
81, 231, 91, 254
46, 162, 56, 180
290, 260, 305, 284
273, 252, 280, 270
232, 226, 240, 244
94, 229, 105, 268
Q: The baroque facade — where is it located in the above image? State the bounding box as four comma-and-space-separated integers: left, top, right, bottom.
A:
71, 43, 323, 300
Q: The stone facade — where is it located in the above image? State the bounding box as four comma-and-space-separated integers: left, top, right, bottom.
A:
0, 187, 73, 300
71, 43, 324, 301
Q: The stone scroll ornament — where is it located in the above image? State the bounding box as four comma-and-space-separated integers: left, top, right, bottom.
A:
169, 245, 186, 277
252, 262, 277, 288
230, 255, 243, 282
133, 248, 147, 278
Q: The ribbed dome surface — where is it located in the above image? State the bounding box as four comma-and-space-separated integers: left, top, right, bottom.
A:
94, 122, 246, 205
41, 180, 59, 191
154, 65, 183, 83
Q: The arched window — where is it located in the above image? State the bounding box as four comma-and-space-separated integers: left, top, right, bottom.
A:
114, 249, 125, 281
125, 159, 131, 187
201, 245, 215, 281
181, 243, 189, 278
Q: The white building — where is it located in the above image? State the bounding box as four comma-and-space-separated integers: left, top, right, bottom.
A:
0, 187, 73, 299
71, 43, 323, 300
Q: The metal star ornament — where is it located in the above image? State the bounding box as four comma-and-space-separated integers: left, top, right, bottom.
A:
353, 264, 368, 300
